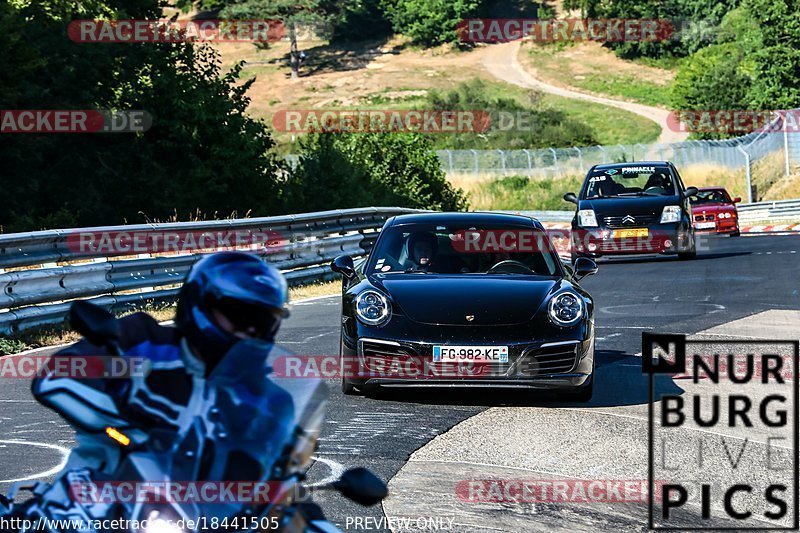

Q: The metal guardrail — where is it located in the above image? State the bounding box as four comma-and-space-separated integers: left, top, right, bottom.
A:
0, 208, 419, 336
736, 199, 800, 222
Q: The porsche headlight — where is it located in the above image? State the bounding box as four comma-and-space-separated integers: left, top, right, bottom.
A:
578, 209, 598, 227
548, 292, 584, 327
355, 290, 391, 326
660, 205, 681, 224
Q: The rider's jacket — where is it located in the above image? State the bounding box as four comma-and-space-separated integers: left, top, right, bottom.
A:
30, 312, 295, 481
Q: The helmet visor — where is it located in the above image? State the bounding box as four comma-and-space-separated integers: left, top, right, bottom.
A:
208, 297, 284, 341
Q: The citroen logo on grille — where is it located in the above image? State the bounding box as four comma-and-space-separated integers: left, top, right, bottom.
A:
465, 315, 475, 322
622, 215, 636, 225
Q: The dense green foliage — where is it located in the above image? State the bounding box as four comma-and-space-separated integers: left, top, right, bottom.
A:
285, 132, 468, 212
2, 0, 471, 232
425, 79, 597, 149
0, 0, 283, 231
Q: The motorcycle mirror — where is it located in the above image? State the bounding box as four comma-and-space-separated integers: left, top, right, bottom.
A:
331, 468, 388, 506
70, 300, 122, 350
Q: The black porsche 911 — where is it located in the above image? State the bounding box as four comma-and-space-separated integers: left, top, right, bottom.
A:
329, 212, 598, 400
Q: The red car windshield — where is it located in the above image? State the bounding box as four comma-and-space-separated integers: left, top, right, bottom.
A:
691, 189, 731, 205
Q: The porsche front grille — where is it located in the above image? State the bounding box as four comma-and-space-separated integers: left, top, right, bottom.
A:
522, 343, 579, 374
360, 340, 417, 359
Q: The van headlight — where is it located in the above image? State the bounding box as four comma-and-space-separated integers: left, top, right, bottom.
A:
548, 292, 584, 327
578, 209, 598, 227
355, 290, 391, 326
660, 205, 681, 224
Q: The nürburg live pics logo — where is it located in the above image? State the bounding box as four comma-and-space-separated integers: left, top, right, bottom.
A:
644, 333, 799, 530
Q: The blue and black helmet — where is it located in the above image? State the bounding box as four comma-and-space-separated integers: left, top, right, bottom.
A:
176, 252, 288, 366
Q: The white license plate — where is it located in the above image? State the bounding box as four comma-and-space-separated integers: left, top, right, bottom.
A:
432, 345, 509, 363
696, 221, 716, 229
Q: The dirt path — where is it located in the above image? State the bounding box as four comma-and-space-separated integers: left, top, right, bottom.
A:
481, 40, 688, 145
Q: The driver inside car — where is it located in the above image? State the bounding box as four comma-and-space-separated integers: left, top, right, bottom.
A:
406, 232, 467, 273
643, 172, 673, 193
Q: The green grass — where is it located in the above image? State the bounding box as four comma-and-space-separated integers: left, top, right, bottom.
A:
568, 75, 672, 108
540, 93, 661, 145
465, 174, 584, 211
354, 80, 662, 146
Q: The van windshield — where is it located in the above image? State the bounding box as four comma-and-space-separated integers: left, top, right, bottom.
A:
583, 165, 676, 199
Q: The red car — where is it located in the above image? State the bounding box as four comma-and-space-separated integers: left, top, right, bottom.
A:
690, 187, 741, 236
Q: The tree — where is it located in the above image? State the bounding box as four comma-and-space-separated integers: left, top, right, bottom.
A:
380, 0, 483, 46
286, 132, 468, 212
219, 0, 338, 78
0, 0, 283, 231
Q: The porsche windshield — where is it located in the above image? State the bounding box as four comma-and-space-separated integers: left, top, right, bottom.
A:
583, 165, 677, 199
368, 224, 560, 276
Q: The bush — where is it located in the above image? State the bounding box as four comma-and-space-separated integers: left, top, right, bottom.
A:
671, 42, 753, 139
0, 1, 282, 232
426, 79, 597, 149
285, 132, 468, 212
381, 0, 482, 46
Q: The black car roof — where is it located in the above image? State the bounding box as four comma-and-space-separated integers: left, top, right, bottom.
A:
389, 212, 543, 229
592, 161, 671, 170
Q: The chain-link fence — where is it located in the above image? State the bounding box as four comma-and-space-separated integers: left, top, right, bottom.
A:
436, 114, 800, 203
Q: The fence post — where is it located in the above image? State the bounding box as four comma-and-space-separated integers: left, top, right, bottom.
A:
445, 149, 454, 175
522, 149, 532, 175
549, 148, 558, 174
574, 147, 584, 172
470, 149, 479, 174
497, 149, 507, 175
617, 145, 627, 162
636, 143, 648, 162
784, 128, 791, 177
737, 145, 753, 203
597, 145, 607, 163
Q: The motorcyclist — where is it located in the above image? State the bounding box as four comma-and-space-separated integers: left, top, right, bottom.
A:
3, 252, 292, 523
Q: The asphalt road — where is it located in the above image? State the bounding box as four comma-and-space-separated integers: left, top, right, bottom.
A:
1, 234, 799, 532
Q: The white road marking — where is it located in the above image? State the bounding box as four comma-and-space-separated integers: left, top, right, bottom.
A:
305, 455, 346, 488
0, 439, 70, 483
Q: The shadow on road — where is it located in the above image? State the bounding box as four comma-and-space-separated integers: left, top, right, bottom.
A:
594, 251, 751, 266
365, 349, 685, 408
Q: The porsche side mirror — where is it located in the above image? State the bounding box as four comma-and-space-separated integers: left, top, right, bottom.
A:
331, 254, 356, 279
684, 186, 699, 197
733, 197, 742, 204
563, 192, 578, 205
573, 257, 598, 280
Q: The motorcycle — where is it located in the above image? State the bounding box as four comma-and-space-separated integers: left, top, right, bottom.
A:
0, 301, 386, 532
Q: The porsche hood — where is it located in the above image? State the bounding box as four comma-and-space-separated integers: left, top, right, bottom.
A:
374, 274, 559, 326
